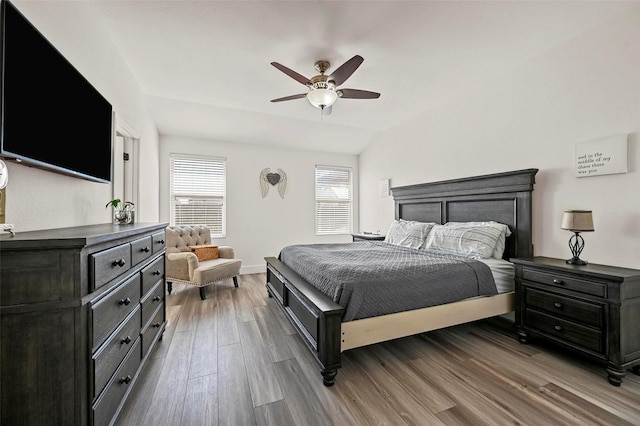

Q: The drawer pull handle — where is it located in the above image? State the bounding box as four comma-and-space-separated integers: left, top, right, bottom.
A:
120, 375, 132, 385
153, 322, 162, 328
121, 336, 132, 345
554, 302, 563, 309
553, 279, 563, 285
119, 297, 131, 306
152, 270, 161, 276
112, 258, 126, 268
153, 296, 161, 302
141, 247, 150, 253
158, 239, 165, 244
554, 325, 563, 331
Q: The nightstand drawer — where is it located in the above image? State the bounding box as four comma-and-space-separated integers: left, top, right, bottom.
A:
522, 268, 606, 298
525, 288, 603, 328
525, 309, 603, 354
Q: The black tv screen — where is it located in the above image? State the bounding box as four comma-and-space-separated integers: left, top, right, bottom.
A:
0, 0, 113, 183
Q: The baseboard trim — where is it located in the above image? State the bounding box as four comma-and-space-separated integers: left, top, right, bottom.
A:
240, 264, 267, 275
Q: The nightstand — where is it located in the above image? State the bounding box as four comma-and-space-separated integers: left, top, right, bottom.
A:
351, 233, 385, 242
511, 256, 640, 386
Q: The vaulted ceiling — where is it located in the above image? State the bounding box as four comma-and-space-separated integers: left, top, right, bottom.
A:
90, 1, 633, 154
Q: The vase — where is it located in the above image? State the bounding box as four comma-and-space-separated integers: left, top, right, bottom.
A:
114, 209, 133, 224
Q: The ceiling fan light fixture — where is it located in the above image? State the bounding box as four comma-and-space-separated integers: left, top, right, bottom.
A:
271, 55, 379, 112
306, 88, 338, 109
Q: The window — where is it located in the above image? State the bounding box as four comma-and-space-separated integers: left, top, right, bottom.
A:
315, 165, 353, 235
170, 154, 226, 237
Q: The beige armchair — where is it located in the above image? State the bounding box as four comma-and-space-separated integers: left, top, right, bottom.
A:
165, 225, 242, 300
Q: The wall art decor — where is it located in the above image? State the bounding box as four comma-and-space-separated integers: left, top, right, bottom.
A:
379, 178, 390, 197
260, 168, 287, 198
574, 134, 628, 177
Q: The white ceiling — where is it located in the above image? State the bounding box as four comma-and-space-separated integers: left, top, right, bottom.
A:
90, 1, 633, 154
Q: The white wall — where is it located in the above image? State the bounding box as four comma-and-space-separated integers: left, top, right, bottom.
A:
4, 1, 160, 232
159, 135, 359, 274
359, 8, 640, 270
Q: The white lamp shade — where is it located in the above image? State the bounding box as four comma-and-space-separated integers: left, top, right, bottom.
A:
561, 210, 594, 232
307, 89, 338, 109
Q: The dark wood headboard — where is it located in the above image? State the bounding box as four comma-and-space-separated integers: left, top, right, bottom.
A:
391, 168, 538, 260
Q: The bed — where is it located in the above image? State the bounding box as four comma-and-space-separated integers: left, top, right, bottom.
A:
265, 168, 538, 386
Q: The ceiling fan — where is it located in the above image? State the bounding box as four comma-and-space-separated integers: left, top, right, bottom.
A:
270, 55, 380, 115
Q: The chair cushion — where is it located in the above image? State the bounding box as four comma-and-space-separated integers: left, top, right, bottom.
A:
193, 258, 242, 285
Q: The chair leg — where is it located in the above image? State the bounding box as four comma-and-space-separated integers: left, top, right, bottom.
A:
167, 282, 173, 294
233, 276, 239, 288
199, 286, 207, 300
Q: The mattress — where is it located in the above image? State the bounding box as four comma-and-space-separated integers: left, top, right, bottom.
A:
279, 241, 499, 322
478, 257, 515, 293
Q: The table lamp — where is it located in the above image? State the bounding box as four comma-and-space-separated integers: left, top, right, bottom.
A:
561, 210, 594, 265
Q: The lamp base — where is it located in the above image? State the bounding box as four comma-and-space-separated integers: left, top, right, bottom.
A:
566, 232, 588, 266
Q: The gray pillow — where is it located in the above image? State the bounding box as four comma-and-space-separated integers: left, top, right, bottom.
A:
384, 219, 435, 249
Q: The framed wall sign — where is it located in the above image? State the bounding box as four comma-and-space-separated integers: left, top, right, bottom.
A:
574, 134, 628, 178
379, 178, 390, 197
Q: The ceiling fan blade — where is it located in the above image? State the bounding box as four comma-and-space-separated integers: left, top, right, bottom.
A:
328, 55, 364, 86
270, 93, 307, 102
338, 89, 381, 99
271, 62, 311, 85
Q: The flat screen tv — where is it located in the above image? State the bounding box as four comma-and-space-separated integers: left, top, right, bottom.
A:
0, 0, 113, 183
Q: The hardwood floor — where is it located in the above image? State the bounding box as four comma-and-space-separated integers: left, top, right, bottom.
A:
115, 273, 640, 426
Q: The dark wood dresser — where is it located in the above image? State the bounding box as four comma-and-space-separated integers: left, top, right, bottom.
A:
512, 256, 640, 386
0, 222, 168, 425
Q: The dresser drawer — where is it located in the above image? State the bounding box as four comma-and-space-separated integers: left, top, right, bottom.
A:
131, 236, 153, 266
92, 274, 141, 349
522, 268, 606, 298
92, 306, 141, 398
141, 281, 164, 327
141, 256, 165, 295
92, 339, 141, 426
91, 243, 132, 290
524, 287, 603, 329
141, 304, 165, 357
152, 230, 166, 254
525, 309, 603, 354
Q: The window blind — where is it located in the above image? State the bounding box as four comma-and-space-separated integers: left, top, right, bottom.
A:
170, 154, 226, 237
315, 165, 353, 235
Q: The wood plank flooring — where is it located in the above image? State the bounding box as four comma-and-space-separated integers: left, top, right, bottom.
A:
115, 273, 640, 426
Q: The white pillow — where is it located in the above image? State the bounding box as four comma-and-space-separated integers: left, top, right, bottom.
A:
384, 219, 435, 249
444, 221, 511, 259
424, 223, 504, 259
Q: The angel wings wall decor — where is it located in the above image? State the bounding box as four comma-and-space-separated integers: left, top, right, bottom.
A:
260, 168, 287, 199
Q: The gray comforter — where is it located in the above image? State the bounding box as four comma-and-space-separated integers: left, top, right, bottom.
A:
279, 241, 497, 322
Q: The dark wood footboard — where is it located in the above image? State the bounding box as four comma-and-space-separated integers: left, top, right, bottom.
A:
265, 256, 344, 386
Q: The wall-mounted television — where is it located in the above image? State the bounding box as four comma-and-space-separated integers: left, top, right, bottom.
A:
0, 0, 113, 184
